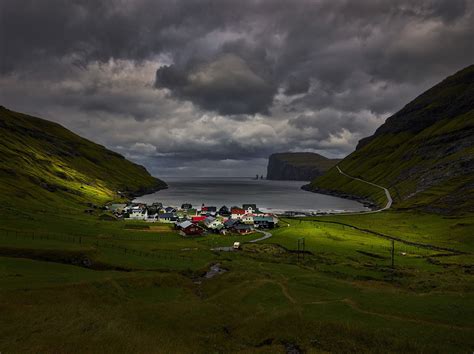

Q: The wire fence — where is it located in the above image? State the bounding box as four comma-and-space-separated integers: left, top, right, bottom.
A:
281, 217, 464, 258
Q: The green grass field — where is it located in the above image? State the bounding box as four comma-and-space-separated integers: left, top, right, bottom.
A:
0, 206, 473, 353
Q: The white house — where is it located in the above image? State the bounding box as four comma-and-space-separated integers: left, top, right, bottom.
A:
241, 214, 254, 224
127, 207, 148, 220
158, 213, 178, 223
204, 216, 223, 229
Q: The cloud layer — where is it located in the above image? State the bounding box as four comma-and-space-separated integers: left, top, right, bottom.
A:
1, 0, 473, 176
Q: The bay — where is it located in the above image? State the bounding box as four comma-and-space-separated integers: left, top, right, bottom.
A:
134, 177, 368, 214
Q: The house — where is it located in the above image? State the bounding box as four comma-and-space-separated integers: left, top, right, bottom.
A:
181, 203, 192, 210
165, 206, 177, 213
127, 206, 148, 220
231, 207, 246, 219
218, 205, 230, 216
233, 224, 254, 235
241, 214, 254, 224
158, 212, 178, 223
192, 215, 207, 223
201, 206, 217, 216
177, 220, 193, 229
254, 215, 277, 228
242, 204, 258, 214
204, 216, 223, 230
180, 223, 205, 236
224, 218, 240, 229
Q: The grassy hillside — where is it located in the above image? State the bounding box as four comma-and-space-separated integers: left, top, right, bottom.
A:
0, 210, 473, 353
308, 65, 474, 214
267, 152, 340, 180
0, 106, 166, 214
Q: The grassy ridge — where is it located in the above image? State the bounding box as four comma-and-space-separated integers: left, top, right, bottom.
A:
0, 106, 166, 212
308, 65, 474, 213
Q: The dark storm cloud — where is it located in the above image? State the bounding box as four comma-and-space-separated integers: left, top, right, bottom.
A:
155, 54, 276, 115
1, 0, 473, 176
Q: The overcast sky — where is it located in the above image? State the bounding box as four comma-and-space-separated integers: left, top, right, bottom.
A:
1, 0, 473, 177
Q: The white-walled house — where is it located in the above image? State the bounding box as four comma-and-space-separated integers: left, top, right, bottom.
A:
158, 213, 178, 223
127, 207, 148, 220
204, 216, 223, 229
242, 214, 254, 224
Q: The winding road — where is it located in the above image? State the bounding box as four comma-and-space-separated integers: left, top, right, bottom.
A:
211, 230, 273, 251
210, 166, 391, 252
335, 165, 392, 213
248, 230, 273, 243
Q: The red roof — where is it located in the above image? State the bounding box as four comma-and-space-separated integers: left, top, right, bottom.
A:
192, 216, 206, 222
231, 208, 245, 215
201, 207, 208, 211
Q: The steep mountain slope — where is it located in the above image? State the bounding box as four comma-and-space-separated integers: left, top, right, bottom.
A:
0, 106, 166, 213
267, 152, 340, 181
307, 65, 474, 214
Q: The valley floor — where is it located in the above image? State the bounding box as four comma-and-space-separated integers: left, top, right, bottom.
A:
0, 207, 473, 353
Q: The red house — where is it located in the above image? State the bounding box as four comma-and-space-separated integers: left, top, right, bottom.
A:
180, 224, 205, 236
231, 208, 246, 219
192, 216, 206, 223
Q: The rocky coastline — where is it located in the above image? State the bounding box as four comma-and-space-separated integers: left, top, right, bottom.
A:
301, 183, 379, 210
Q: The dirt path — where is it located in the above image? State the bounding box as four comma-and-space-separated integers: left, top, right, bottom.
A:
305, 296, 473, 330
276, 279, 297, 304
340, 298, 474, 330
249, 230, 272, 243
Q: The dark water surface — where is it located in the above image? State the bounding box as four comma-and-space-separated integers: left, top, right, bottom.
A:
134, 177, 368, 213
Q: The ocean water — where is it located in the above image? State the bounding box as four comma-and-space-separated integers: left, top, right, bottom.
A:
134, 177, 368, 214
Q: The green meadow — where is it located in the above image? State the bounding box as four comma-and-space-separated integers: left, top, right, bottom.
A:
1, 206, 473, 353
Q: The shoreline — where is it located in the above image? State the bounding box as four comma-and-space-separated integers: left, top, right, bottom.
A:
123, 181, 168, 200
300, 183, 379, 211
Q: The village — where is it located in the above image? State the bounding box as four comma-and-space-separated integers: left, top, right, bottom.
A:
107, 202, 279, 236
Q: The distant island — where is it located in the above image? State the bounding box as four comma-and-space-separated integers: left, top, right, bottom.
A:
266, 152, 341, 181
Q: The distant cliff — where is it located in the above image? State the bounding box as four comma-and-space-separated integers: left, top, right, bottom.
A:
266, 152, 341, 181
